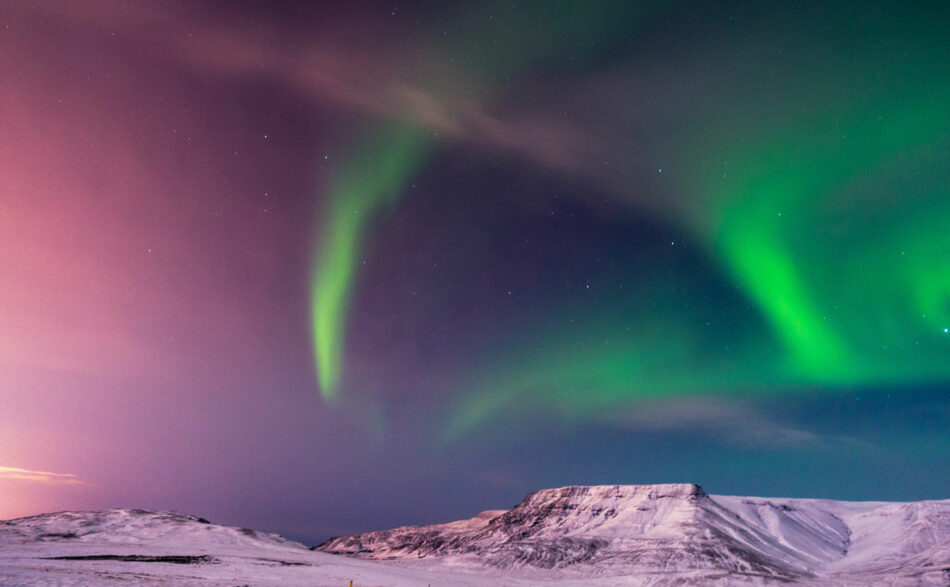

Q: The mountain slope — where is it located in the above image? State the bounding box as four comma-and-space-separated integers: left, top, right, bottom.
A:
317, 484, 950, 584
3, 487, 950, 585
0, 509, 491, 586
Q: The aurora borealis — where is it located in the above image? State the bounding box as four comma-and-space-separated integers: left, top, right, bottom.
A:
2, 0, 950, 544
311, 124, 431, 399
311, 0, 950, 427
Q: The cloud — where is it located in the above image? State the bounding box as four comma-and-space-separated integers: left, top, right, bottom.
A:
9, 1, 663, 213
604, 396, 864, 449
0, 466, 83, 486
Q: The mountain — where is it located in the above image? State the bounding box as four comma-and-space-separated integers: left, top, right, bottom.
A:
316, 483, 950, 585
0, 509, 476, 586
3, 486, 950, 585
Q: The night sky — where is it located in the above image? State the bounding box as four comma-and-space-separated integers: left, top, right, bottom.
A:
2, 1, 950, 544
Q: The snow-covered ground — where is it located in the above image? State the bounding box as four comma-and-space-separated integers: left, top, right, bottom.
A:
0, 509, 511, 586
3, 485, 950, 585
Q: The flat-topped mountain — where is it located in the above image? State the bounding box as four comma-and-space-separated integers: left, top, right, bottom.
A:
316, 483, 950, 584
3, 487, 950, 585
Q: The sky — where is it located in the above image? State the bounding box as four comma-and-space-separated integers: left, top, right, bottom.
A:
1, 0, 949, 545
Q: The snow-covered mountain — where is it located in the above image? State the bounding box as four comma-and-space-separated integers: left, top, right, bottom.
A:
0, 509, 484, 586
3, 485, 950, 585
316, 483, 950, 585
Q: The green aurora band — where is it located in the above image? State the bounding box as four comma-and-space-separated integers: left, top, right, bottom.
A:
446, 116, 950, 439
310, 125, 431, 400
443, 7, 950, 439
310, 2, 656, 399
706, 89, 950, 385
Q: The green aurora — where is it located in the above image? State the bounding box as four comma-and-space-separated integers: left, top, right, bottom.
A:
310, 125, 431, 400
444, 5, 950, 437
310, 1, 657, 399
310, 2, 950, 436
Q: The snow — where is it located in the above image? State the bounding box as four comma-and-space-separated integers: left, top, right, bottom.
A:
3, 486, 950, 585
319, 484, 950, 584
0, 509, 493, 586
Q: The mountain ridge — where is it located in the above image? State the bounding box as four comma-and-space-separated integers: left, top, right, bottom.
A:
315, 483, 950, 584
3, 486, 950, 585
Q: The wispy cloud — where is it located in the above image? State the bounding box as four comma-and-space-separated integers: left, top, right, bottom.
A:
0, 466, 83, 485
10, 1, 668, 213
604, 397, 867, 449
